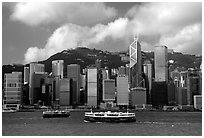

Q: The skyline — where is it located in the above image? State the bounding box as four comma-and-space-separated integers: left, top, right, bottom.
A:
2, 2, 202, 65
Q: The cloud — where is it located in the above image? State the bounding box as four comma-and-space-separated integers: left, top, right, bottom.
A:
23, 2, 202, 63
24, 18, 129, 63
126, 2, 202, 52
10, 2, 117, 26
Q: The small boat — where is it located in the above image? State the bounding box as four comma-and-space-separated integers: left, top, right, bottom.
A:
43, 109, 70, 118
2, 108, 16, 113
84, 110, 136, 123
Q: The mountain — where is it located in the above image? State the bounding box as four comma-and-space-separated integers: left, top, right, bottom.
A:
2, 47, 202, 78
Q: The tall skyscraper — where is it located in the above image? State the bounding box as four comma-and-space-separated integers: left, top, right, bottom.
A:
87, 67, 98, 107
154, 45, 168, 82
29, 63, 44, 104
4, 72, 22, 110
52, 60, 64, 78
116, 75, 129, 106
59, 78, 70, 106
103, 79, 115, 102
143, 60, 152, 104
129, 35, 142, 88
67, 64, 81, 105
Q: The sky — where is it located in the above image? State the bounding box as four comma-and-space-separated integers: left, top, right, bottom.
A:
2, 2, 202, 65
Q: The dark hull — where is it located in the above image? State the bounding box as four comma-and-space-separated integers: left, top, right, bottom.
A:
84, 116, 136, 123
43, 113, 70, 118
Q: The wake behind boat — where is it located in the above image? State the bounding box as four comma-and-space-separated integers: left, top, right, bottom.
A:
43, 109, 70, 118
84, 110, 136, 123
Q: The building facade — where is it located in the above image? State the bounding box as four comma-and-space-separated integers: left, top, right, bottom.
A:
103, 79, 115, 102
116, 75, 129, 106
154, 45, 168, 82
29, 63, 45, 105
87, 67, 98, 107
4, 72, 22, 110
67, 64, 81, 105
52, 60, 64, 78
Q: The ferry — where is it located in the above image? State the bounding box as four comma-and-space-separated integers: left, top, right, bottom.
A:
2, 108, 16, 113
84, 110, 136, 123
43, 109, 70, 118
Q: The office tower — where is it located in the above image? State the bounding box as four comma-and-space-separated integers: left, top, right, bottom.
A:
130, 87, 146, 107
67, 64, 81, 105
129, 35, 142, 88
167, 82, 176, 105
103, 79, 115, 101
193, 95, 202, 110
118, 66, 129, 76
116, 75, 129, 106
187, 70, 200, 105
59, 78, 70, 106
143, 60, 152, 104
154, 45, 168, 82
178, 88, 187, 105
32, 72, 48, 104
151, 82, 168, 106
3, 72, 22, 110
80, 74, 86, 104
29, 63, 44, 104
52, 60, 64, 78
24, 67, 29, 84
87, 67, 98, 107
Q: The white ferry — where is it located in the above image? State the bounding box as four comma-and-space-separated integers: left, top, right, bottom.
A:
2, 108, 16, 113
84, 110, 136, 123
43, 109, 70, 118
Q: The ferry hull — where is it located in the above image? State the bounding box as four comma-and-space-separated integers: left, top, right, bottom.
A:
84, 116, 136, 123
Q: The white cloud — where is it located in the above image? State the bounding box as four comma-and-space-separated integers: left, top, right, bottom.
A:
24, 18, 129, 63
11, 2, 117, 26
126, 2, 202, 53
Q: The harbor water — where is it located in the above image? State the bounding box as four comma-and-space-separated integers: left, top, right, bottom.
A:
2, 111, 202, 136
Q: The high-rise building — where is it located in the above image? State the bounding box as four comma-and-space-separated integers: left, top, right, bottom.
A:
67, 64, 81, 105
154, 45, 168, 82
143, 60, 152, 104
187, 71, 200, 105
59, 78, 70, 106
129, 35, 142, 88
3, 72, 22, 110
29, 63, 44, 104
103, 79, 115, 102
32, 72, 48, 104
24, 67, 29, 84
116, 75, 129, 106
52, 60, 64, 78
87, 67, 98, 107
151, 81, 168, 106
130, 87, 146, 107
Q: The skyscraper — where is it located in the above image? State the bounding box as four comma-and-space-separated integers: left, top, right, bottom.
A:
143, 60, 152, 104
52, 60, 64, 78
103, 79, 115, 102
29, 63, 44, 104
4, 72, 22, 110
87, 67, 98, 107
116, 75, 129, 106
129, 36, 142, 88
67, 64, 81, 105
154, 45, 168, 82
